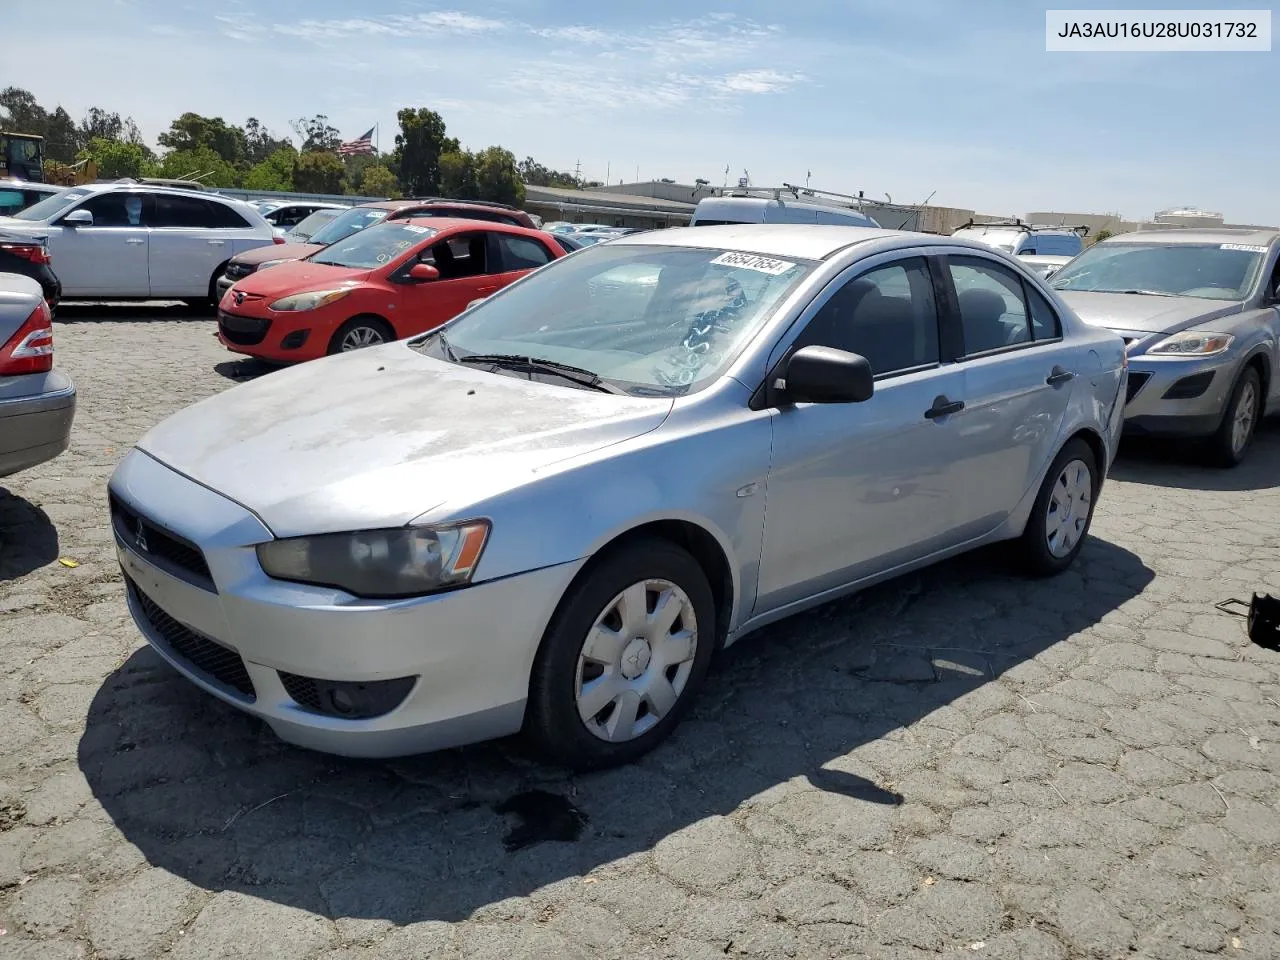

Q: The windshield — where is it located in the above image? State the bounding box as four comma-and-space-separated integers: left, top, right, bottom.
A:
310, 222, 438, 268
1049, 242, 1266, 301
11, 188, 81, 222
287, 209, 340, 241
417, 243, 816, 395
307, 206, 391, 246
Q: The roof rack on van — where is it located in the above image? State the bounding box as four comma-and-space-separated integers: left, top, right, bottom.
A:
955, 217, 1091, 237
712, 183, 871, 211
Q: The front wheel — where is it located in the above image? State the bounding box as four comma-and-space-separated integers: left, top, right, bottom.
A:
327, 316, 394, 355
1017, 437, 1099, 577
1208, 366, 1261, 467
525, 539, 716, 770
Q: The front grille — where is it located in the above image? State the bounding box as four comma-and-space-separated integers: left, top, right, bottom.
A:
224, 262, 254, 281
1125, 371, 1152, 404
109, 492, 214, 589
217, 311, 271, 346
279, 672, 416, 720
127, 577, 255, 700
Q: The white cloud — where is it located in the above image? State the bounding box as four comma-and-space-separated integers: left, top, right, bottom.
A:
272, 10, 504, 43
713, 69, 805, 95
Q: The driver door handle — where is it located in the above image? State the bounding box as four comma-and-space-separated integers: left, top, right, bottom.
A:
1046, 366, 1075, 386
924, 395, 964, 419
125, 238, 145, 245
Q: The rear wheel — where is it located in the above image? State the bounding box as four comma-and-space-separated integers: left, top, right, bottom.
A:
1207, 366, 1261, 467
525, 538, 716, 770
327, 316, 394, 355
1017, 437, 1099, 577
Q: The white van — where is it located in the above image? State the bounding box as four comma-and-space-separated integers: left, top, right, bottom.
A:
691, 189, 881, 229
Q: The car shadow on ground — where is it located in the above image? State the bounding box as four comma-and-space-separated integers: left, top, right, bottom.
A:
1109, 418, 1280, 492
53, 301, 213, 323
78, 535, 1153, 924
0, 488, 59, 581
213, 357, 281, 383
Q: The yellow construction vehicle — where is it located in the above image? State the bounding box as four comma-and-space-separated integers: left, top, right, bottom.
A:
0, 131, 47, 181
43, 158, 99, 186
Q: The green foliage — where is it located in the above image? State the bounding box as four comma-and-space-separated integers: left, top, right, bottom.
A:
243, 118, 292, 165
393, 107, 458, 196
1092, 228, 1113, 244
79, 107, 146, 149
153, 146, 239, 187
291, 115, 341, 153
0, 87, 79, 162
518, 156, 578, 188
342, 153, 379, 194
243, 146, 299, 192
77, 137, 153, 179
292, 151, 345, 193
158, 112, 247, 165
359, 164, 401, 198
473, 146, 525, 206
439, 150, 478, 200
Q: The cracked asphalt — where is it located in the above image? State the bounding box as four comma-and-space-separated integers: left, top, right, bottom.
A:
2, 305, 1280, 959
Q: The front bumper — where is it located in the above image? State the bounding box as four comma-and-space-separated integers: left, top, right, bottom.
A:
1119, 348, 1241, 438
109, 448, 583, 758
0, 371, 76, 478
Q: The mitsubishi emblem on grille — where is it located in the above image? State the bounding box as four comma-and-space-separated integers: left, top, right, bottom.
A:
134, 518, 148, 553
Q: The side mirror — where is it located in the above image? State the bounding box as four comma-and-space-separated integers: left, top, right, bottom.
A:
408, 263, 440, 282
777, 345, 874, 405
62, 209, 93, 227
466, 297, 487, 310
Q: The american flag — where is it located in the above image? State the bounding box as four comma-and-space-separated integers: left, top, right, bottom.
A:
337, 127, 375, 156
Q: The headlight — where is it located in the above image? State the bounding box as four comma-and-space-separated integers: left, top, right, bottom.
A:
256, 521, 490, 598
1146, 331, 1234, 356
269, 289, 352, 312
256, 259, 289, 271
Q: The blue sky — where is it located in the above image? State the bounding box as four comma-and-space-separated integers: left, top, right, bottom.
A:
9, 1, 1278, 223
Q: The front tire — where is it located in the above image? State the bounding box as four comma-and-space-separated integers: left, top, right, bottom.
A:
1208, 366, 1261, 467
525, 538, 716, 770
1018, 437, 1099, 577
327, 316, 394, 355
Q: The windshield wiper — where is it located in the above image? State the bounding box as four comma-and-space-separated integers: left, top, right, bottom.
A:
1118, 289, 1176, 297
455, 353, 627, 395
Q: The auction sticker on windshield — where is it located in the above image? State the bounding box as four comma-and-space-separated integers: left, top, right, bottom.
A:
1221, 243, 1268, 253
710, 252, 797, 275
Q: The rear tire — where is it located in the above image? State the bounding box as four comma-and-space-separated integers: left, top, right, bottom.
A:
525, 538, 716, 770
327, 316, 394, 355
1017, 437, 1099, 577
1207, 366, 1261, 468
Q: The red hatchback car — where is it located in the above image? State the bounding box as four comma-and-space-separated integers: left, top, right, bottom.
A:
216, 218, 568, 363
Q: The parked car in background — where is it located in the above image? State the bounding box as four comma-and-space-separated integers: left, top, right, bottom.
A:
0, 183, 279, 305
278, 208, 342, 245
216, 218, 566, 363
259, 200, 348, 236
216, 198, 540, 300
692, 193, 880, 228
1050, 228, 1280, 466
0, 273, 75, 477
0, 179, 62, 217
1018, 254, 1075, 279
113, 224, 1125, 768
0, 231, 60, 307
550, 233, 584, 252
951, 219, 1087, 260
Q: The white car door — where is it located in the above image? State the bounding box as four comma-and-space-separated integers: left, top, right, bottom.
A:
48, 192, 151, 297
147, 193, 235, 298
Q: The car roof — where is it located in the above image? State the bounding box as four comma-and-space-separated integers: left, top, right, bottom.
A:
395, 216, 544, 237
63, 181, 248, 205
608, 223, 907, 260
1103, 228, 1280, 247
359, 197, 516, 213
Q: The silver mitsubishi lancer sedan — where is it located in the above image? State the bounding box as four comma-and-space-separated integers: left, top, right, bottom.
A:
109, 224, 1127, 769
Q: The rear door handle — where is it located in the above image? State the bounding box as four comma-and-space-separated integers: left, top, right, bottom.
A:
924, 395, 965, 419
1046, 366, 1075, 386
207, 239, 226, 246
125, 238, 145, 245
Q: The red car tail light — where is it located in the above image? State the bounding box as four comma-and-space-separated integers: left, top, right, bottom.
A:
0, 300, 54, 375
273, 236, 286, 245
0, 242, 51, 265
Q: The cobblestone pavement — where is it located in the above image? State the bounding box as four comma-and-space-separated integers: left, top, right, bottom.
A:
2, 305, 1280, 960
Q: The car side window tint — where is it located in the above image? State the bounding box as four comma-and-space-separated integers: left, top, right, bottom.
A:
797, 257, 940, 377
1026, 285, 1062, 340
422, 234, 487, 279
948, 257, 1032, 355
77, 192, 150, 227
496, 234, 552, 271
205, 200, 251, 228
150, 194, 218, 228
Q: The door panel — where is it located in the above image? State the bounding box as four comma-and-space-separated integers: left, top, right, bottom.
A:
146, 194, 236, 298
394, 232, 494, 335
943, 255, 1075, 537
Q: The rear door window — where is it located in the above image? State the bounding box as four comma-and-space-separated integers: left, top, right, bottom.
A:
495, 234, 554, 272
151, 194, 219, 228
421, 233, 489, 279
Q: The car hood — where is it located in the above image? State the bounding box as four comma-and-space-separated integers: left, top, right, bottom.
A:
136, 342, 674, 537
230, 241, 323, 267
229, 259, 372, 299
1057, 291, 1243, 335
